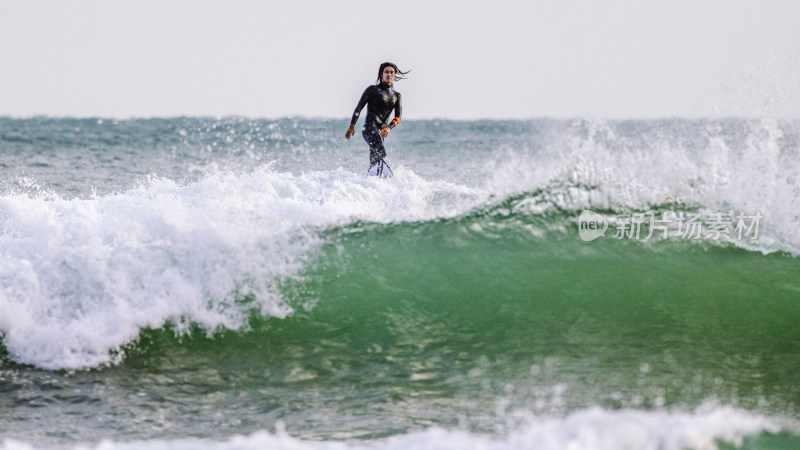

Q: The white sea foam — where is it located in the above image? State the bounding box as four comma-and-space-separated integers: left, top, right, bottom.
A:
0, 406, 787, 450
0, 167, 475, 369
482, 118, 800, 255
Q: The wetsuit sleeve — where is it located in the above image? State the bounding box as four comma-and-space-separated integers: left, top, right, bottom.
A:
350, 86, 373, 125
388, 92, 402, 129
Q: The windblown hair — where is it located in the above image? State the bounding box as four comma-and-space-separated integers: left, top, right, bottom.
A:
376, 62, 410, 84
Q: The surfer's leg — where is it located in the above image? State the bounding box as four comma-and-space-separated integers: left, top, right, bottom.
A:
361, 125, 386, 165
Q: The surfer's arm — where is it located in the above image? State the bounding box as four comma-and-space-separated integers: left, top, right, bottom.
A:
380, 93, 401, 138
350, 86, 373, 125
346, 86, 373, 139
388, 92, 402, 129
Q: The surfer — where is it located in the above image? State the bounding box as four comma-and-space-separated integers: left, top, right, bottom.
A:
345, 62, 409, 177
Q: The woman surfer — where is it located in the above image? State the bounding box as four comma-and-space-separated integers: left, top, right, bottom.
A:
345, 62, 409, 177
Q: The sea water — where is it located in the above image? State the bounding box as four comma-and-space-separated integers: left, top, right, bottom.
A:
0, 117, 799, 449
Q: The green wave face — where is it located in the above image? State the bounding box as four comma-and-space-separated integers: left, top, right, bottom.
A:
111, 211, 800, 440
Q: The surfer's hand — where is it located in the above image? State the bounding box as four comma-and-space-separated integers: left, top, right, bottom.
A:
380, 127, 390, 138
345, 125, 355, 139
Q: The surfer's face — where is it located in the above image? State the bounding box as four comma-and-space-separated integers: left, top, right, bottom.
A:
382, 66, 396, 85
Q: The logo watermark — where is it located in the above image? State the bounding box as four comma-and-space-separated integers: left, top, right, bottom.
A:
578, 210, 762, 242
578, 210, 609, 241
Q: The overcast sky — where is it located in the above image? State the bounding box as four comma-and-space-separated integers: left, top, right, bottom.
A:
1, 0, 798, 119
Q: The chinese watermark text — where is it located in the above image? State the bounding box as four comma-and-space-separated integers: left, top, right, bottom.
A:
578, 210, 762, 242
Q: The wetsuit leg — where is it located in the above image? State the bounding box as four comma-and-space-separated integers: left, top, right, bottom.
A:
362, 124, 386, 165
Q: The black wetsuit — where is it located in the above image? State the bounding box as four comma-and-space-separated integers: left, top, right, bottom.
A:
350, 82, 402, 165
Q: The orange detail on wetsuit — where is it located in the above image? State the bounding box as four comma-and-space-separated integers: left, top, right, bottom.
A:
390, 117, 400, 128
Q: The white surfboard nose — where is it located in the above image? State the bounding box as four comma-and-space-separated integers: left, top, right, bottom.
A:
367, 159, 393, 178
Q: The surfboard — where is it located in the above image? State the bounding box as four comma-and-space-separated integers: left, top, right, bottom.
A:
367, 159, 393, 178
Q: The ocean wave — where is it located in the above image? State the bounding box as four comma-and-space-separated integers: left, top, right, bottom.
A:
2, 116, 800, 369
0, 167, 475, 369
475, 118, 799, 255
0, 156, 797, 370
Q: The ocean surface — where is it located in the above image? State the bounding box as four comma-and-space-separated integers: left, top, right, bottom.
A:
0, 117, 799, 449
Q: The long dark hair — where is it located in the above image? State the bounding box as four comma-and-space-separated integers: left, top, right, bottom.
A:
376, 62, 410, 84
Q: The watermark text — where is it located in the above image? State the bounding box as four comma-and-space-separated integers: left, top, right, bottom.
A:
578, 210, 762, 242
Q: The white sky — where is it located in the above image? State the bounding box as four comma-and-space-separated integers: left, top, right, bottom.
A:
1, 0, 799, 119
